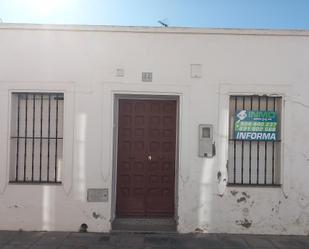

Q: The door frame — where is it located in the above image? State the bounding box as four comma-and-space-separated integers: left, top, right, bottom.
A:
111, 94, 180, 221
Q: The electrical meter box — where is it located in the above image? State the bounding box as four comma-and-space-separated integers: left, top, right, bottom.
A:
199, 124, 215, 157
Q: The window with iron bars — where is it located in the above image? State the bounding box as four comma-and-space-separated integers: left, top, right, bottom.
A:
9, 92, 64, 184
228, 95, 282, 186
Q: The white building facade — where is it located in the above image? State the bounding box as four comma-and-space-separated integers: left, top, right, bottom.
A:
0, 24, 308, 235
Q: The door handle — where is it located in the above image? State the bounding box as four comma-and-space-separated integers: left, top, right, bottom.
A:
147, 155, 152, 161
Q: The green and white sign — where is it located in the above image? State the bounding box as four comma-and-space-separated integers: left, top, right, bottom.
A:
234, 110, 278, 141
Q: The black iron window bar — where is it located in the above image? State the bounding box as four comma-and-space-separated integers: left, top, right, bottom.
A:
10, 92, 64, 184
228, 95, 282, 186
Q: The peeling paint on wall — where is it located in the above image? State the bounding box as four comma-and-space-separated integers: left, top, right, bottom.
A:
8, 205, 19, 208
272, 200, 281, 214
194, 227, 204, 233
237, 197, 247, 203
236, 218, 252, 228
298, 194, 309, 209
242, 192, 250, 199
92, 212, 104, 220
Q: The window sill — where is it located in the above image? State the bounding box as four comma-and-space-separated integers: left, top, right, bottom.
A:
227, 183, 281, 188
9, 181, 62, 185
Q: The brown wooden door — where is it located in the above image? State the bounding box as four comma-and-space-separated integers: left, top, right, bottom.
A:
116, 99, 177, 217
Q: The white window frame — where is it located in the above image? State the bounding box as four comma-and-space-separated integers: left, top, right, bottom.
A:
0, 82, 74, 194
217, 83, 293, 197
227, 94, 282, 186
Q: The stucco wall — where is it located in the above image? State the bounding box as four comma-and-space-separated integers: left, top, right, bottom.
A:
0, 24, 308, 234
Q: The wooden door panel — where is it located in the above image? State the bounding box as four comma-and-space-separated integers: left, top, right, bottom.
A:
116, 99, 176, 217
117, 100, 147, 217
146, 101, 176, 216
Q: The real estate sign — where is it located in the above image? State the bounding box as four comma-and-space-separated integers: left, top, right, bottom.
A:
234, 110, 277, 141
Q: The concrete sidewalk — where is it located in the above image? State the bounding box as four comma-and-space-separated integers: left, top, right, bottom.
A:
0, 231, 308, 249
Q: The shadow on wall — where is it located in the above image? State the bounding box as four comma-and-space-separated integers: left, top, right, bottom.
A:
41, 112, 88, 231
75, 113, 87, 200
194, 106, 229, 233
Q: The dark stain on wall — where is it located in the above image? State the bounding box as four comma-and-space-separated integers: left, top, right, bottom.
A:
237, 197, 247, 203
92, 212, 101, 219
242, 192, 250, 199
217, 171, 222, 182
236, 218, 252, 228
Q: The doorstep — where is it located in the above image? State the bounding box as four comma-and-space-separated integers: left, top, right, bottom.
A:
111, 218, 177, 233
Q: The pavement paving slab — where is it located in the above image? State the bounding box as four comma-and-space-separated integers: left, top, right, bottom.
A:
29, 245, 60, 249
268, 235, 306, 248
0, 231, 18, 247
243, 235, 277, 248
144, 235, 174, 247
8, 231, 45, 246
61, 232, 107, 247
296, 236, 309, 247
57, 245, 80, 249
2, 246, 30, 249
111, 233, 144, 247
216, 234, 250, 249
171, 235, 223, 249
0, 231, 308, 249
35, 232, 69, 246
